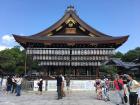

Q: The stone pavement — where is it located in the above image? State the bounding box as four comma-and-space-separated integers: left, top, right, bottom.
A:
0, 91, 124, 105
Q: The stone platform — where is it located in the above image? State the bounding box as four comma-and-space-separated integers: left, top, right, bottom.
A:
0, 91, 127, 105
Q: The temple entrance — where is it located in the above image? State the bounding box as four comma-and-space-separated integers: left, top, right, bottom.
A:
47, 66, 96, 76
45, 66, 97, 79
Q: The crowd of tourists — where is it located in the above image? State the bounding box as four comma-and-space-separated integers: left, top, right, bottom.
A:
0, 73, 140, 105
2, 74, 23, 96
94, 74, 140, 105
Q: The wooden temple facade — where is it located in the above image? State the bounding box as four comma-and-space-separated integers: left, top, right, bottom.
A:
13, 6, 129, 79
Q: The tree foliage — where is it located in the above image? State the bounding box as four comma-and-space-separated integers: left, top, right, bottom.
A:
100, 65, 118, 75
113, 51, 124, 58
114, 47, 140, 62
122, 47, 140, 62
0, 46, 25, 74
0, 46, 39, 75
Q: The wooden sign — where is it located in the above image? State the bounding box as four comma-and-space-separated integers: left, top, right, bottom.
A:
65, 28, 76, 34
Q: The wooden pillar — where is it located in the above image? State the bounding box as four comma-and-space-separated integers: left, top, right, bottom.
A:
86, 67, 89, 76
73, 68, 75, 75
96, 67, 99, 78
64, 66, 66, 76
48, 67, 50, 75
24, 49, 27, 75
44, 67, 48, 76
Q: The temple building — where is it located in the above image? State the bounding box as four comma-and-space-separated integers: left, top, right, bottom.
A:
13, 6, 129, 79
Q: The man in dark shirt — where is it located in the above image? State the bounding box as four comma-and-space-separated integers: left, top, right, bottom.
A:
6, 75, 13, 93
55, 75, 62, 99
49, 74, 63, 99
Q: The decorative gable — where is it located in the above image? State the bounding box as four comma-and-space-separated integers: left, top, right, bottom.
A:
65, 17, 76, 26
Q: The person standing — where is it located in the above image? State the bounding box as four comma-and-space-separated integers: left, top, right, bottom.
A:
37, 78, 43, 95
49, 73, 63, 100
94, 78, 102, 100
65, 75, 71, 94
102, 76, 110, 101
122, 74, 129, 104
61, 74, 65, 97
11, 75, 16, 94
6, 75, 12, 94
127, 74, 140, 105
15, 75, 23, 96
114, 74, 125, 105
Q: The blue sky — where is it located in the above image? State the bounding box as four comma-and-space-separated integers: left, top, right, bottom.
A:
0, 0, 140, 53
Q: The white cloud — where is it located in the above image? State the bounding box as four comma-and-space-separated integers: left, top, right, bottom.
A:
0, 34, 16, 51
1, 34, 16, 47
0, 45, 24, 51
0, 34, 24, 51
2, 34, 14, 42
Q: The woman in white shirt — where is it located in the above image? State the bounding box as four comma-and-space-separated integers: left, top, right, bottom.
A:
127, 74, 140, 105
15, 75, 23, 96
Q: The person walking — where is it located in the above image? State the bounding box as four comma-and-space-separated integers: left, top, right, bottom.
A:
127, 74, 140, 105
15, 75, 23, 96
114, 74, 125, 105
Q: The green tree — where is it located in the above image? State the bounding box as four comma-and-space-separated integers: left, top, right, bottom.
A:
0, 46, 40, 74
113, 51, 124, 59
15, 66, 25, 74
0, 46, 25, 74
100, 65, 118, 76
122, 47, 140, 62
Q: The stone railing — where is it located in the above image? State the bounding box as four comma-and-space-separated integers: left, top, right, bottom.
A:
24, 75, 105, 80
21, 79, 115, 91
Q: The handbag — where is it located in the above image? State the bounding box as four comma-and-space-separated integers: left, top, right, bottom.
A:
124, 94, 128, 103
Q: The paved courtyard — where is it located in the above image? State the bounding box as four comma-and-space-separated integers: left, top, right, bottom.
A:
0, 91, 126, 105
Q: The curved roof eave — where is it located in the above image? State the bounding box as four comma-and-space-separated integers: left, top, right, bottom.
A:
13, 34, 129, 45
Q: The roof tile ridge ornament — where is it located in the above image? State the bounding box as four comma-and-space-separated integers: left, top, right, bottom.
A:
65, 5, 77, 14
